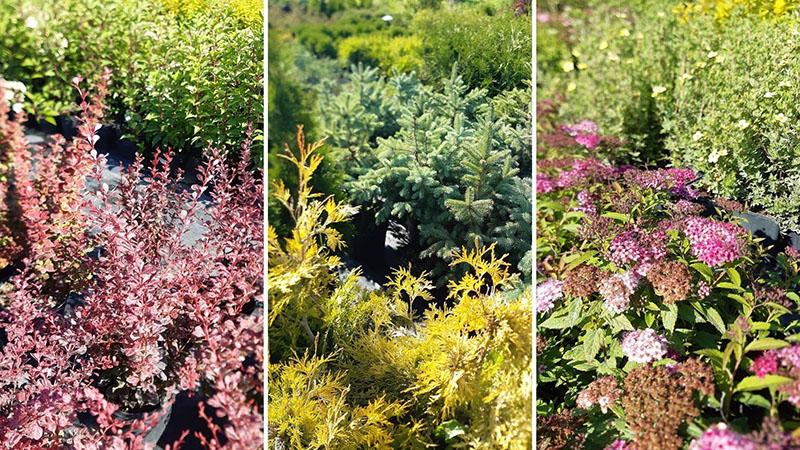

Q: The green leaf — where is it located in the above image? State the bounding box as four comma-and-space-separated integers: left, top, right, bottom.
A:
608, 314, 634, 332
717, 282, 744, 292
690, 262, 713, 282
538, 314, 571, 330
705, 307, 727, 334
745, 338, 789, 353
734, 375, 793, 392
661, 303, 678, 332
434, 420, 466, 443
567, 299, 584, 328
737, 392, 772, 409
726, 268, 742, 287
601, 211, 630, 222
583, 329, 604, 361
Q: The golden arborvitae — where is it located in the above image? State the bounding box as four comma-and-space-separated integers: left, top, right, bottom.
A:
407, 243, 532, 449
268, 127, 531, 449
268, 126, 357, 354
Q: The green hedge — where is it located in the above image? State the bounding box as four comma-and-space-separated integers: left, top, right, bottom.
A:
413, 5, 532, 94
0, 0, 263, 157
542, 0, 800, 231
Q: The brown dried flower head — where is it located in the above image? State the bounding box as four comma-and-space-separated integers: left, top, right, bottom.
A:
576, 376, 621, 413
537, 409, 587, 450
564, 264, 602, 298
646, 260, 692, 303
621, 358, 713, 450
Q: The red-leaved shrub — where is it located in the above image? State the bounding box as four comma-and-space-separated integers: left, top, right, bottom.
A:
0, 72, 263, 449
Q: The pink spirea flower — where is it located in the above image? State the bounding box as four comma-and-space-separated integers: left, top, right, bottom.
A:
563, 120, 599, 136
537, 279, 564, 313
777, 345, 800, 370
555, 158, 614, 189
689, 423, 756, 450
537, 175, 555, 194
599, 271, 640, 313
696, 280, 712, 299
624, 167, 696, 191
605, 440, 632, 450
751, 352, 779, 377
683, 217, 745, 267
575, 134, 600, 149
575, 189, 597, 215
609, 228, 666, 268
621, 328, 668, 363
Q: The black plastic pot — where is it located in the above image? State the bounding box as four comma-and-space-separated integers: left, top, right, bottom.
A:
734, 211, 781, 243
77, 400, 172, 446
113, 402, 173, 446
350, 209, 389, 267
789, 232, 800, 251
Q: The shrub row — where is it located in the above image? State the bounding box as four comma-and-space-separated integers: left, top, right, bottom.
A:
0, 0, 263, 157
539, 0, 800, 232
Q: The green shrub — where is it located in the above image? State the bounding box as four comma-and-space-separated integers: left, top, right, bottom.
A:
660, 14, 800, 231
0, 0, 262, 157
267, 30, 344, 238
345, 68, 532, 280
412, 6, 532, 94
127, 5, 263, 154
293, 10, 394, 58
337, 33, 423, 73
550, 0, 800, 231
547, 0, 679, 165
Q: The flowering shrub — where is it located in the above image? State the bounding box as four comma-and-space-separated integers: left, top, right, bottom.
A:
537, 112, 800, 448
0, 75, 263, 448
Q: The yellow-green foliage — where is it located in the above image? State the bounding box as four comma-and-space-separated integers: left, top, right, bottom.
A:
161, 0, 261, 25
267, 126, 356, 355
337, 34, 423, 73
673, 0, 798, 22
160, 0, 206, 15
268, 128, 532, 449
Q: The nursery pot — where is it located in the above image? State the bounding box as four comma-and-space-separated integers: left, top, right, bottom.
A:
734, 211, 781, 242
350, 209, 389, 266
113, 402, 173, 446
789, 232, 800, 251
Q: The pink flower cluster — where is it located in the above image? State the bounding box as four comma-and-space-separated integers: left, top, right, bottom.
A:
621, 329, 669, 363
537, 279, 564, 313
623, 168, 696, 191
751, 352, 779, 377
605, 440, 632, 450
576, 189, 598, 215
562, 120, 600, 149
609, 228, 667, 268
537, 175, 555, 194
599, 271, 640, 313
696, 280, 712, 299
683, 217, 745, 267
751, 345, 800, 377
553, 158, 616, 189
688, 423, 756, 450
